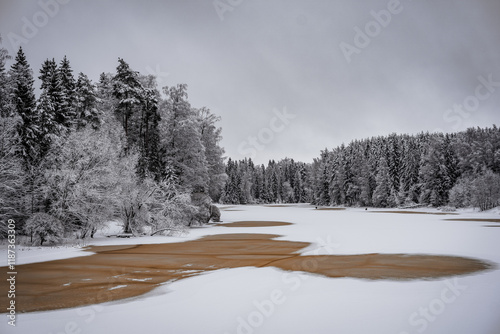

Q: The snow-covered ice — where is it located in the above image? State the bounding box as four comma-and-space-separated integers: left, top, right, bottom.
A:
1, 205, 500, 334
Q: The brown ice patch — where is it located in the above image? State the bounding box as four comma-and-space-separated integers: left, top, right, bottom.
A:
372, 210, 458, 215
315, 207, 346, 211
444, 218, 500, 223
274, 253, 491, 280
219, 206, 238, 211
264, 205, 295, 208
0, 233, 492, 313
218, 221, 293, 227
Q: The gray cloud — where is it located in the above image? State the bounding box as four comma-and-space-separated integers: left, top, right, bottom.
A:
1, 0, 499, 164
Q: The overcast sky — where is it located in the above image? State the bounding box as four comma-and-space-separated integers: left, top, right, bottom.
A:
1, 0, 499, 164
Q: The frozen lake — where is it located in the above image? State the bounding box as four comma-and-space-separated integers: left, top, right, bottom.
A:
2, 205, 500, 334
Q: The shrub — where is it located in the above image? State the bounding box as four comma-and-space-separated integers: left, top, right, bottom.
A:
24, 212, 64, 245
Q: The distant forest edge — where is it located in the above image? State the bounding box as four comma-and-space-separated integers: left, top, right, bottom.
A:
0, 39, 499, 244
220, 127, 500, 212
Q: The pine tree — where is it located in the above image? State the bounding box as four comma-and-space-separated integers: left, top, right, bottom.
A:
418, 136, 447, 206
97, 72, 116, 115
112, 58, 142, 140
387, 134, 401, 195
10, 47, 38, 164
38, 58, 67, 133
136, 83, 162, 180
0, 35, 13, 117
372, 157, 393, 207
221, 158, 241, 204
58, 55, 77, 127
36, 89, 58, 156
75, 72, 101, 129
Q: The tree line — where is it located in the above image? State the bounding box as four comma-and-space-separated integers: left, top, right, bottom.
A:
0, 37, 226, 244
222, 128, 500, 211
1, 35, 499, 244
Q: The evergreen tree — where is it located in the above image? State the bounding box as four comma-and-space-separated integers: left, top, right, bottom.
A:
418, 137, 450, 206
97, 72, 116, 115
387, 134, 401, 196
38, 58, 68, 133
58, 55, 77, 127
160, 84, 208, 192
136, 80, 162, 180
75, 72, 101, 129
221, 158, 242, 204
112, 58, 142, 140
10, 47, 38, 164
0, 35, 13, 117
372, 157, 393, 207
36, 89, 58, 156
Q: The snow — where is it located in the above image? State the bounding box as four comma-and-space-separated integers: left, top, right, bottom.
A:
2, 205, 500, 334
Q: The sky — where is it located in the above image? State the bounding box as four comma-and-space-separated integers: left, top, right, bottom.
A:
1, 0, 499, 165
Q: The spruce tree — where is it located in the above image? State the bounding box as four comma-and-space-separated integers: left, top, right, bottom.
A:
36, 89, 58, 156
97, 72, 116, 114
10, 47, 38, 163
136, 86, 162, 180
372, 157, 393, 207
58, 55, 77, 127
75, 72, 101, 129
0, 35, 13, 117
112, 58, 142, 139
38, 58, 66, 133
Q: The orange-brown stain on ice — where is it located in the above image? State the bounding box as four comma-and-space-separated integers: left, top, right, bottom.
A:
0, 221, 493, 313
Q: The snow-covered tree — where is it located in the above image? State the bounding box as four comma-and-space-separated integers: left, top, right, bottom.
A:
38, 58, 68, 130
112, 58, 142, 140
43, 119, 134, 237
0, 35, 13, 117
10, 47, 37, 164
75, 72, 101, 129
97, 72, 117, 115
372, 156, 394, 207
471, 169, 500, 211
448, 175, 474, 208
58, 55, 77, 127
24, 212, 64, 245
196, 107, 227, 201
135, 75, 163, 180
160, 84, 208, 192
0, 116, 25, 231
35, 89, 60, 156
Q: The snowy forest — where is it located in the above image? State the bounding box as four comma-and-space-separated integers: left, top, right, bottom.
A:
1, 36, 499, 244
221, 128, 500, 210
0, 39, 226, 243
